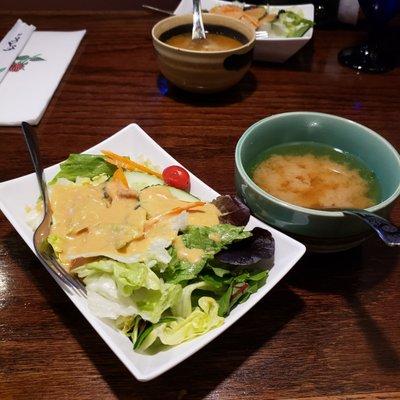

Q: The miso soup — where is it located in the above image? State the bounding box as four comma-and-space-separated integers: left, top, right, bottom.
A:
251, 142, 380, 210
160, 24, 247, 52
165, 33, 242, 51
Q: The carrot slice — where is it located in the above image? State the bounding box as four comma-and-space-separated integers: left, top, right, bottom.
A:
112, 167, 129, 188
144, 201, 206, 232
240, 13, 260, 29
244, 7, 266, 20
102, 150, 163, 179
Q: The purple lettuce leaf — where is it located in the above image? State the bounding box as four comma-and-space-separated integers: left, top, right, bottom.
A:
215, 227, 274, 270
212, 195, 250, 227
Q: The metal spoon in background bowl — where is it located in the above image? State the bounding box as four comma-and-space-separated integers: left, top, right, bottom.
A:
192, 0, 206, 40
326, 208, 400, 247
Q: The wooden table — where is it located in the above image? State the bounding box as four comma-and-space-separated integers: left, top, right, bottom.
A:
1, 10, 400, 400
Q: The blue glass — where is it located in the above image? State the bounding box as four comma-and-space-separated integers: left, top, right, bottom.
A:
358, 0, 398, 23
157, 75, 169, 95
338, 0, 399, 73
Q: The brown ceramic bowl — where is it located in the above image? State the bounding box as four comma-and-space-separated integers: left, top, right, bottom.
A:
152, 14, 256, 93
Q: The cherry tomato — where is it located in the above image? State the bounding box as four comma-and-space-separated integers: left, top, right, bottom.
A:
162, 165, 190, 191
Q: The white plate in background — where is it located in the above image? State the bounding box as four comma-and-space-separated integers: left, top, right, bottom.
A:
174, 0, 314, 63
0, 123, 306, 381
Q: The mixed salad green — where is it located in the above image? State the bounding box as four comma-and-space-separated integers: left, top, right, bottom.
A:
269, 9, 314, 38
209, 3, 314, 38
41, 152, 274, 353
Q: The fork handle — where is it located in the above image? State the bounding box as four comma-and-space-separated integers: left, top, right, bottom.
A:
21, 122, 50, 213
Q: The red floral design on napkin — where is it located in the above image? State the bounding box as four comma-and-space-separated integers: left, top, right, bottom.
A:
9, 54, 45, 72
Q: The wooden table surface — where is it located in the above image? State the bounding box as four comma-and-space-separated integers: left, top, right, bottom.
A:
1, 10, 400, 400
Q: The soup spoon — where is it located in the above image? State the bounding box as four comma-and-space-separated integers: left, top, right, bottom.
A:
326, 208, 400, 247
192, 0, 206, 40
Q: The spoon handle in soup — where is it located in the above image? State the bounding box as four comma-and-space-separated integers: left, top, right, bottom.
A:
343, 209, 400, 247
192, 0, 206, 40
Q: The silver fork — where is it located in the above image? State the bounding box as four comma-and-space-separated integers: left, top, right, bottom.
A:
21, 122, 87, 297
255, 31, 269, 40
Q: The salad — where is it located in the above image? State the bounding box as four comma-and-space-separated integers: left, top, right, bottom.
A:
210, 4, 314, 38
31, 151, 274, 353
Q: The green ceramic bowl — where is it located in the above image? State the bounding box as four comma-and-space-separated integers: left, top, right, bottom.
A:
235, 112, 400, 252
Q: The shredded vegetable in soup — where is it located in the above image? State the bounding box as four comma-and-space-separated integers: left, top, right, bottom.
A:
252, 142, 380, 210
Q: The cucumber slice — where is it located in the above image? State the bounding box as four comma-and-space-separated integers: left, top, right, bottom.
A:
126, 171, 199, 202
168, 187, 200, 202
125, 171, 163, 192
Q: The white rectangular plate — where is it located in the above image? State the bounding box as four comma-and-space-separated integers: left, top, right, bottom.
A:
0, 124, 305, 381
174, 0, 314, 63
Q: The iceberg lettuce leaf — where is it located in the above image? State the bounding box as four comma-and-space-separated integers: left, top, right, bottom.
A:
84, 274, 139, 319
74, 259, 161, 295
131, 282, 182, 323
75, 259, 182, 323
171, 281, 210, 318
135, 297, 224, 351
50, 153, 116, 183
